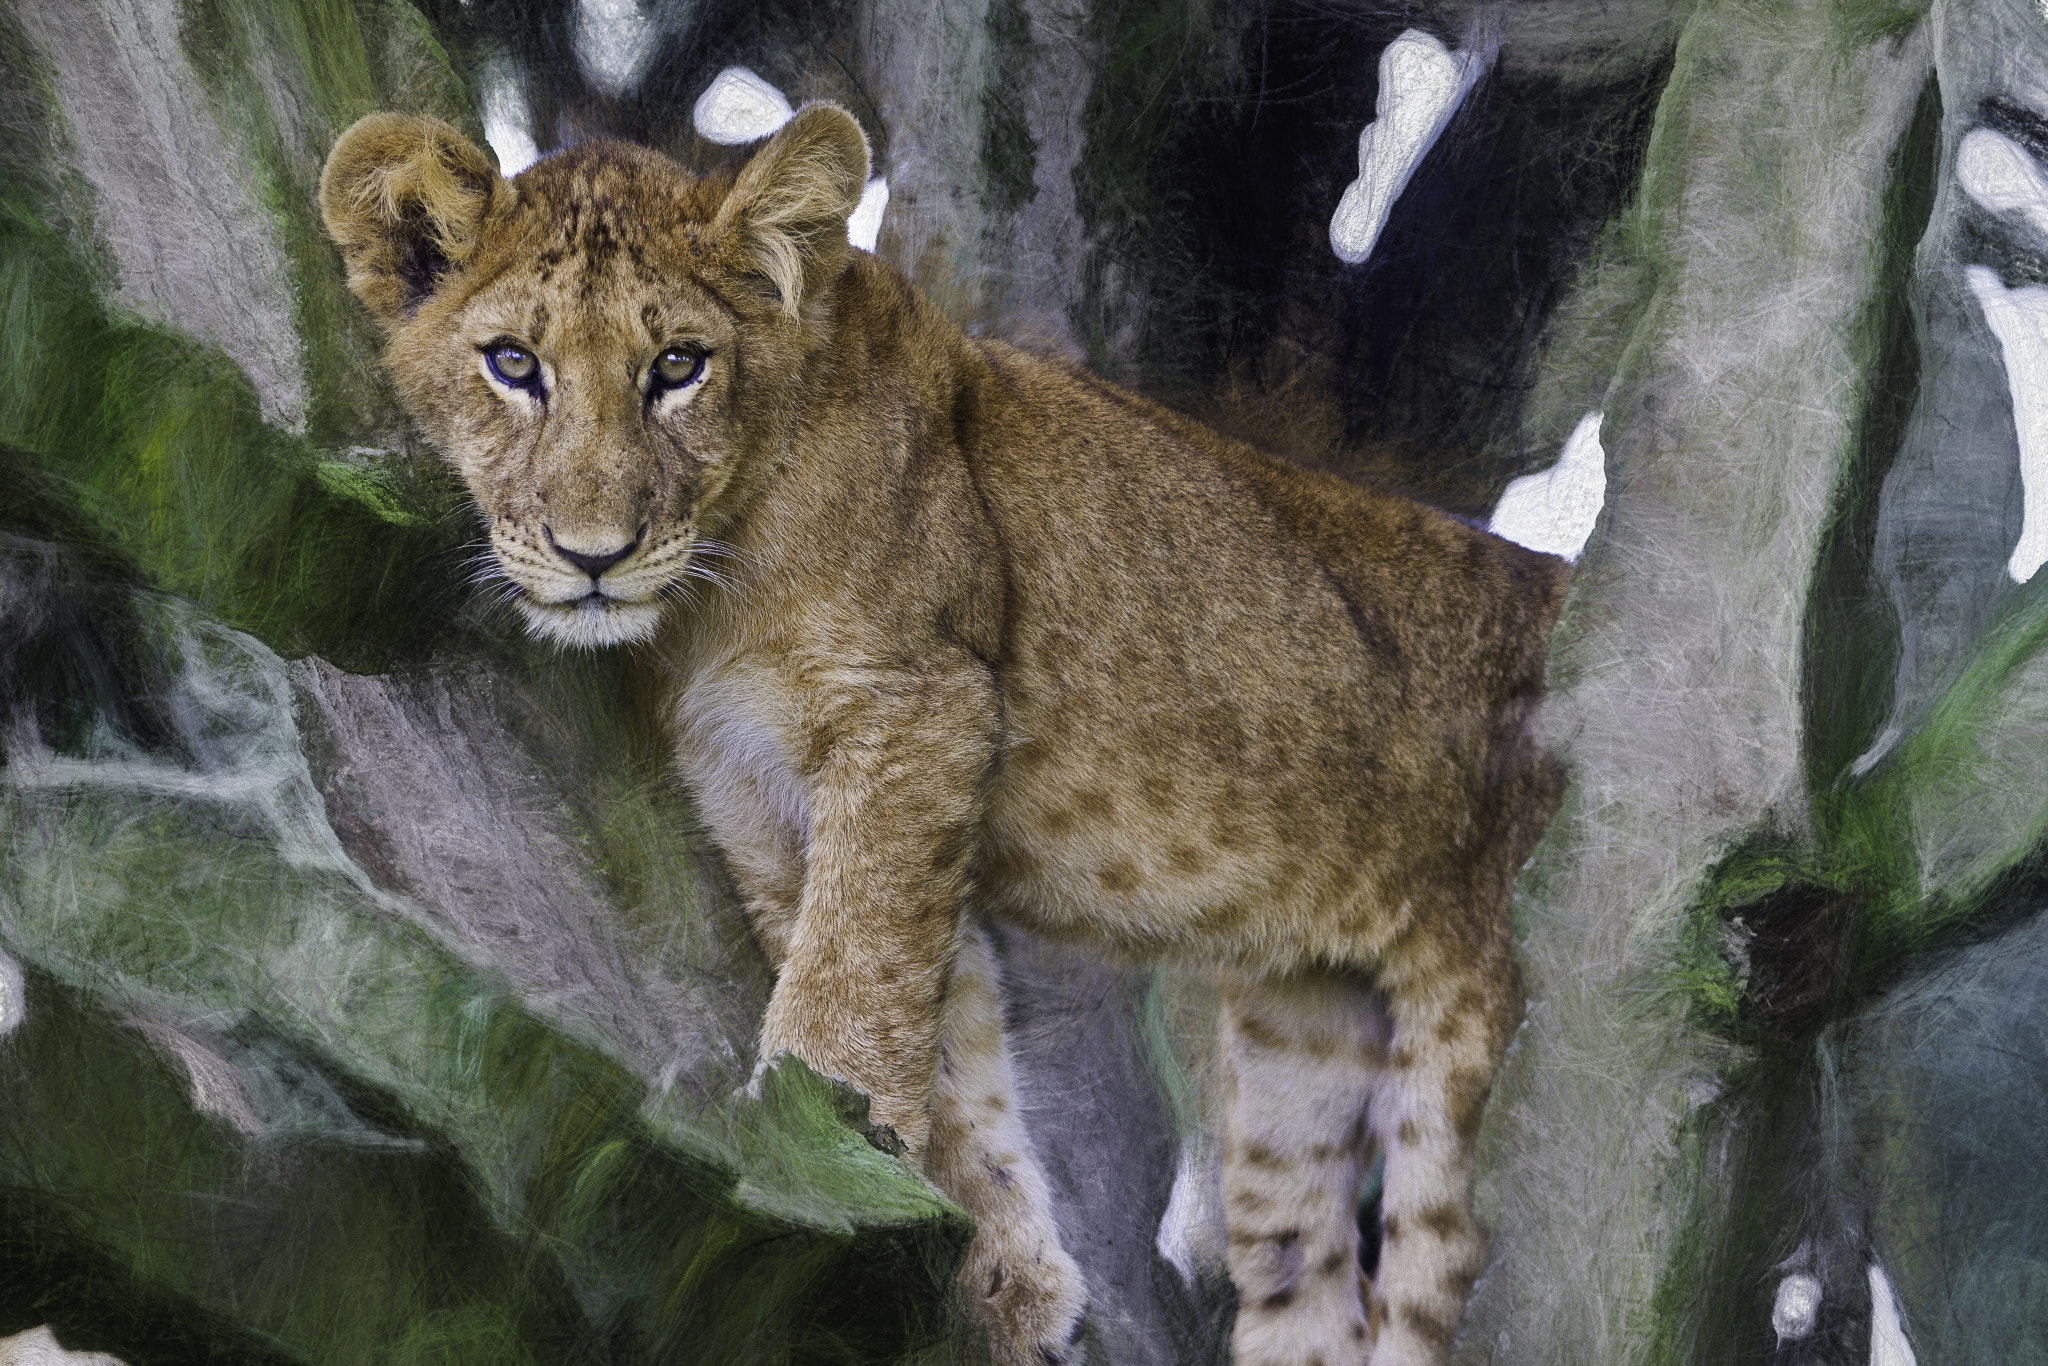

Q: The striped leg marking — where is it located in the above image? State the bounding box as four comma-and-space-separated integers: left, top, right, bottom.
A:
1219, 970, 1388, 1366
1362, 968, 1515, 1366
925, 925, 1086, 1365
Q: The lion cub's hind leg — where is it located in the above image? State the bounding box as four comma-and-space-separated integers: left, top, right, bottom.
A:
1361, 949, 1520, 1366
1218, 969, 1387, 1366
926, 925, 1086, 1365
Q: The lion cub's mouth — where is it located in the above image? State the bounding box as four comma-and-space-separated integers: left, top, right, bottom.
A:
514, 587, 665, 650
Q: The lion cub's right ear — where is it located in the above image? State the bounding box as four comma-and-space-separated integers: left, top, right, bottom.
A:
321, 113, 508, 328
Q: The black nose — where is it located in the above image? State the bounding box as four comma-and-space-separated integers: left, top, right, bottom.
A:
545, 526, 641, 579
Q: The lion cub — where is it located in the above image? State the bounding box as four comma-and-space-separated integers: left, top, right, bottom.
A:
323, 103, 1566, 1366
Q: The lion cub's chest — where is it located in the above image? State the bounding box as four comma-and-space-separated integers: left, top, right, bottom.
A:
666, 655, 814, 877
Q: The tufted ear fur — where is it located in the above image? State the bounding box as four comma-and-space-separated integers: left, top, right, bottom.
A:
709, 104, 870, 318
320, 113, 508, 328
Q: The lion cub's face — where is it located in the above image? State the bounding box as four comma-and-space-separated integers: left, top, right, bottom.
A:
321, 109, 870, 648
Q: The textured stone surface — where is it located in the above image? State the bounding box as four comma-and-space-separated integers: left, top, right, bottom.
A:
1467, 6, 1936, 1360
14, 0, 306, 426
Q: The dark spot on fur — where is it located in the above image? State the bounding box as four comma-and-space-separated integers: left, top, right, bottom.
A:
1140, 775, 1176, 809
1320, 1250, 1350, 1276
1260, 1289, 1295, 1311
1043, 807, 1075, 837
1009, 738, 1051, 772
1236, 1013, 1287, 1051
1352, 1322, 1369, 1342
1399, 1303, 1455, 1348
1441, 1261, 1481, 1297
1097, 859, 1141, 893
1397, 1118, 1419, 1146
1075, 788, 1114, 819
1168, 842, 1208, 875
1239, 1142, 1283, 1168
1447, 1069, 1492, 1140
1418, 1202, 1465, 1238
1381, 1212, 1402, 1242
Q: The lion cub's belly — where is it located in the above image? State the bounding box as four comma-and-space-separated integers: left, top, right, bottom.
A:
974, 652, 1420, 963
666, 634, 1419, 967
977, 746, 1400, 964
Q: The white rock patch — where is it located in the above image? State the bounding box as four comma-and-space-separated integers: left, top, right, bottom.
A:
480, 65, 539, 176
1328, 29, 1485, 266
1868, 1263, 1916, 1366
16, 0, 309, 427
1956, 127, 2048, 583
574, 0, 659, 98
693, 66, 795, 145
0, 1327, 127, 1365
847, 176, 890, 252
1771, 1271, 1821, 1342
1957, 127, 2048, 241
0, 949, 21, 1039
1963, 266, 2048, 583
126, 1016, 267, 1139
1488, 409, 1607, 560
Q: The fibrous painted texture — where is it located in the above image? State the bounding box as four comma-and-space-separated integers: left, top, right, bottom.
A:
15, 0, 2048, 1361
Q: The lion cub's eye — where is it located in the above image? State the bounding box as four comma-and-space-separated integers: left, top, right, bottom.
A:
484, 342, 541, 390
651, 345, 707, 393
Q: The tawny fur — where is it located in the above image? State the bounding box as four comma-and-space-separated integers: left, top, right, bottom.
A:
322, 104, 1567, 1366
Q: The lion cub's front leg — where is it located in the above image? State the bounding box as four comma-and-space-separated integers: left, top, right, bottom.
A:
748, 664, 1000, 1154
710, 660, 1084, 1359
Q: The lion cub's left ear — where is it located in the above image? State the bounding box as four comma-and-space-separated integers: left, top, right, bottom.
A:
710, 103, 870, 318
321, 113, 509, 328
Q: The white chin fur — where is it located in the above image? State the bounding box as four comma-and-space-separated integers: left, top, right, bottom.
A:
517, 595, 663, 649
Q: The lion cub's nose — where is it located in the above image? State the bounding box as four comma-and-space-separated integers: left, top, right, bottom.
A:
544, 525, 641, 580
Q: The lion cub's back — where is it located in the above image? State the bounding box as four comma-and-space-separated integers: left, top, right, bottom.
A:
964, 341, 1568, 959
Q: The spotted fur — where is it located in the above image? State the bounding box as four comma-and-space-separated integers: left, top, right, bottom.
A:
323, 104, 1568, 1365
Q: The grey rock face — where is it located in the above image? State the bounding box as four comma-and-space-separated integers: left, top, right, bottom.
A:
1470, 6, 1936, 1360
1847, 902, 2048, 1363
15, 0, 308, 427
290, 657, 767, 1102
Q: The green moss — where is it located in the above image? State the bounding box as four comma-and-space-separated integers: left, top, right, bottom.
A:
0, 206, 470, 669
3, 766, 970, 1361
1800, 73, 1939, 799
0, 970, 580, 1363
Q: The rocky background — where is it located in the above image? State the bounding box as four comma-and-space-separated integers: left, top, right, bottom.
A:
4, 0, 2047, 1361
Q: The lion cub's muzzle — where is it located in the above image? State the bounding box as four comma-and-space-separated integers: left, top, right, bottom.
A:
495, 519, 673, 651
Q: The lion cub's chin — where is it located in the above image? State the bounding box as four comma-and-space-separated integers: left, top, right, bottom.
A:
516, 594, 664, 650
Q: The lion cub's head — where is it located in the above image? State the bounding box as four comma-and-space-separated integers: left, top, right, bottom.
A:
321, 106, 869, 648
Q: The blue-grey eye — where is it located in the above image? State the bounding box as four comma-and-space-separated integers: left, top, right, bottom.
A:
485, 342, 540, 388
652, 345, 706, 392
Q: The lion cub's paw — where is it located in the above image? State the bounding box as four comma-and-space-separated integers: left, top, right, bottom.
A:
965, 1227, 1087, 1366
